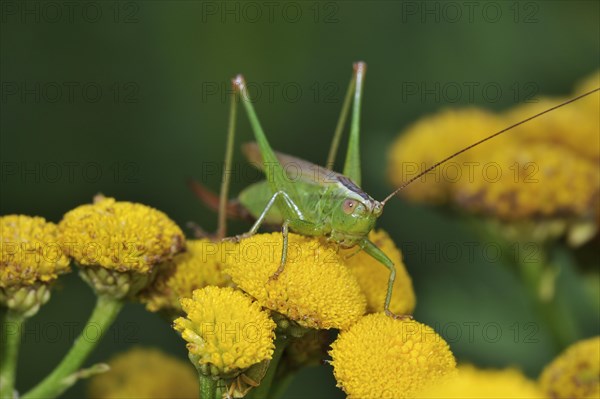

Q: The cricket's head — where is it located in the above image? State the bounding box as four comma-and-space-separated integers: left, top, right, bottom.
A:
330, 195, 383, 248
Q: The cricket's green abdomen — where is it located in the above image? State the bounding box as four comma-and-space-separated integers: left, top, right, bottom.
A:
238, 179, 332, 233
239, 180, 284, 224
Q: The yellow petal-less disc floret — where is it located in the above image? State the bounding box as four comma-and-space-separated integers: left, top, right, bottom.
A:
454, 142, 599, 220
387, 80, 600, 226
341, 230, 415, 315
415, 364, 544, 398
329, 313, 456, 399
505, 95, 600, 161
1, 215, 70, 288
141, 239, 232, 314
223, 233, 366, 330
573, 70, 599, 138
59, 197, 185, 273
173, 286, 276, 376
86, 347, 198, 399
387, 108, 507, 204
539, 336, 600, 399
1, 215, 70, 316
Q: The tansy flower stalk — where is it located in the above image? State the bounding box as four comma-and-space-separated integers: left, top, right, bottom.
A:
23, 197, 184, 399
0, 215, 70, 399
173, 286, 276, 399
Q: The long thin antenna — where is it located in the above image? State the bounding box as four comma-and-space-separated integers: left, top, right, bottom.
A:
381, 87, 599, 205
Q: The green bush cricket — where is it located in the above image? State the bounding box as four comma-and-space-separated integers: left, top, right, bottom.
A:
192, 62, 599, 319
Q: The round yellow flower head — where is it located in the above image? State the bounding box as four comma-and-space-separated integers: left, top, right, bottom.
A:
574, 69, 600, 116
387, 108, 506, 203
223, 233, 367, 330
506, 96, 600, 161
59, 197, 185, 298
454, 141, 599, 221
415, 364, 544, 398
539, 336, 600, 399
59, 197, 184, 273
141, 239, 232, 314
173, 286, 276, 377
329, 313, 456, 399
87, 347, 198, 399
341, 230, 415, 315
1, 215, 70, 316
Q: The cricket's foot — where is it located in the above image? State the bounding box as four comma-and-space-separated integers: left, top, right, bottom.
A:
385, 309, 413, 321
222, 232, 254, 243
268, 271, 282, 282
268, 263, 286, 282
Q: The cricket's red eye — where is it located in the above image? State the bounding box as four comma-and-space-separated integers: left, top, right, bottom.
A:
343, 199, 358, 214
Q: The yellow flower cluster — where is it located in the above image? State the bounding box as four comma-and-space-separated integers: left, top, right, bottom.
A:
173, 286, 276, 376
415, 364, 544, 398
388, 108, 505, 203
387, 70, 599, 222
87, 347, 198, 399
329, 313, 456, 398
1, 215, 70, 288
223, 233, 366, 330
455, 142, 598, 220
341, 230, 416, 315
539, 336, 599, 399
59, 197, 185, 273
141, 239, 232, 314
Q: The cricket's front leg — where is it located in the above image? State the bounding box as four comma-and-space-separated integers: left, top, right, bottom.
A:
361, 239, 413, 320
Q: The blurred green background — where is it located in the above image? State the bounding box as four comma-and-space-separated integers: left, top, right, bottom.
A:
1, 1, 598, 397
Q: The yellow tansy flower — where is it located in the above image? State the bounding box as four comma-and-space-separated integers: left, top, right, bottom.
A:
454, 142, 599, 221
506, 96, 599, 161
87, 347, 198, 399
141, 239, 232, 314
59, 197, 184, 273
341, 230, 415, 315
574, 69, 600, 120
539, 336, 600, 399
415, 364, 544, 398
329, 313, 456, 399
1, 215, 70, 287
58, 196, 185, 298
387, 108, 506, 203
223, 233, 367, 330
173, 286, 276, 376
0, 215, 70, 315
387, 76, 599, 228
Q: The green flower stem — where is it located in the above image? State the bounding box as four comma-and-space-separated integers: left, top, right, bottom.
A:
198, 374, 217, 399
270, 371, 297, 399
0, 310, 25, 399
22, 295, 123, 399
474, 220, 578, 350
516, 245, 579, 350
250, 335, 289, 399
